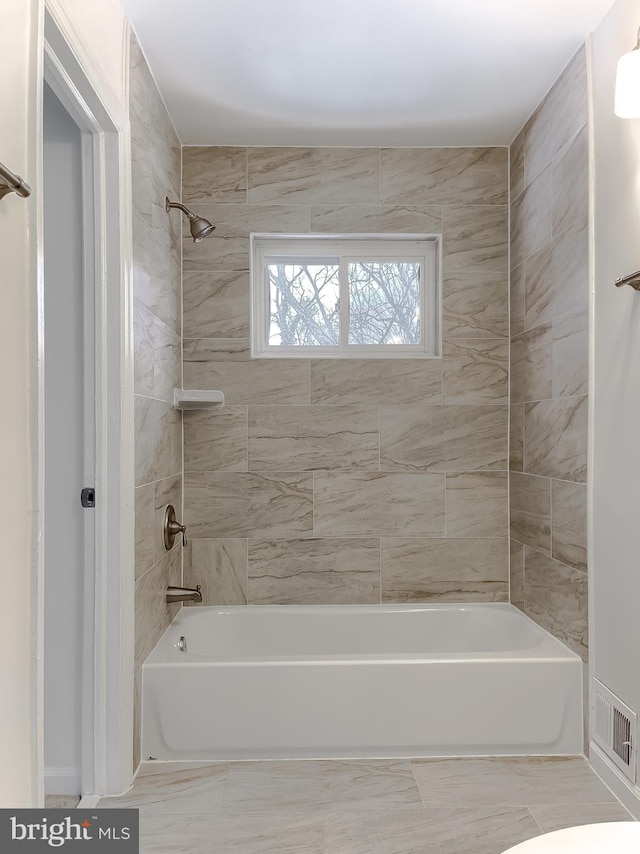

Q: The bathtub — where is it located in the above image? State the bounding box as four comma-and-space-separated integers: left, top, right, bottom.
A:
142, 603, 583, 761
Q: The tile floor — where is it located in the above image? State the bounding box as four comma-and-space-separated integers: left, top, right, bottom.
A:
98, 757, 632, 853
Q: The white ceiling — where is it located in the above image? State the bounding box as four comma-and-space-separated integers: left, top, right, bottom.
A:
120, 0, 615, 147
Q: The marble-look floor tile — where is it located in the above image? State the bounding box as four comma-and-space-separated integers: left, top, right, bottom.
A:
183, 271, 250, 339
511, 127, 525, 199
551, 480, 587, 571
314, 472, 445, 537
184, 471, 313, 539
381, 538, 508, 603
182, 146, 247, 205
380, 405, 507, 472
524, 396, 588, 482
45, 796, 80, 809
552, 308, 588, 399
524, 548, 588, 661
411, 757, 612, 807
510, 324, 552, 405
510, 166, 552, 270
310, 358, 441, 405
139, 813, 323, 854
248, 538, 380, 605
185, 539, 248, 605
323, 807, 540, 854
442, 340, 508, 404
442, 206, 508, 274
509, 472, 551, 553
552, 125, 588, 235
248, 147, 379, 204
442, 269, 509, 339
310, 204, 442, 234
248, 405, 379, 471
184, 407, 248, 472
221, 760, 423, 813
184, 339, 310, 405
100, 762, 228, 814
445, 472, 508, 537
510, 539, 525, 610
510, 403, 525, 472
529, 802, 631, 833
380, 147, 508, 206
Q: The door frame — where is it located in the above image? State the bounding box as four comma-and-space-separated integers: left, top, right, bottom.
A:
38, 3, 135, 799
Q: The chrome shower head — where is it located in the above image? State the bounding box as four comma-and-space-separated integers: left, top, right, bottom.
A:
165, 197, 215, 243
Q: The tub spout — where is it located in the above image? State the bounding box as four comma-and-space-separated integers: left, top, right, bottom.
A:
166, 585, 202, 604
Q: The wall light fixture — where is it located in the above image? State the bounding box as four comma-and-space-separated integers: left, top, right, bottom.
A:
615, 27, 640, 117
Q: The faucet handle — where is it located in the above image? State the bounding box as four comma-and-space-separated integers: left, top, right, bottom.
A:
163, 505, 188, 550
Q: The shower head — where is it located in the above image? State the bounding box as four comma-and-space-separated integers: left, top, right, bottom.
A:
165, 197, 216, 243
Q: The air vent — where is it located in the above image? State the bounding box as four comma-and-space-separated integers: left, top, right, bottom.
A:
592, 678, 637, 782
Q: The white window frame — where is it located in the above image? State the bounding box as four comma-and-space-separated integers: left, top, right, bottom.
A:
250, 233, 441, 359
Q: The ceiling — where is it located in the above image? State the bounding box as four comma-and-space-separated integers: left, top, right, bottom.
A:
120, 0, 615, 147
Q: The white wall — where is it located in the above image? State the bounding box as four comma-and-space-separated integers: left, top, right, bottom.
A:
590, 0, 640, 810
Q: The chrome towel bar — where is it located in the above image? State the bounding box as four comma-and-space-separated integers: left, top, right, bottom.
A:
0, 161, 31, 202
615, 270, 640, 291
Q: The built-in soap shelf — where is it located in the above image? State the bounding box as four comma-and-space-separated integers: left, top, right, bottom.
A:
173, 389, 225, 411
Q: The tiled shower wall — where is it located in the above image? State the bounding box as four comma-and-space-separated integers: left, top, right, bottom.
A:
181, 146, 510, 605
508, 47, 589, 664
130, 31, 182, 769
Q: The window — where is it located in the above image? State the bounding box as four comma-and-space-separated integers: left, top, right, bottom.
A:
250, 235, 440, 358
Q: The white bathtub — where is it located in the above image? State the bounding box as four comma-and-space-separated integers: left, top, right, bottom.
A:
142, 603, 583, 761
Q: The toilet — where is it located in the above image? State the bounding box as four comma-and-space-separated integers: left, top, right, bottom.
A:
502, 822, 640, 853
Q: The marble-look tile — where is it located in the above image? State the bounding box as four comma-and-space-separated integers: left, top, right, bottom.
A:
184, 472, 313, 538
135, 483, 155, 580
139, 813, 323, 854
247, 538, 380, 605
442, 206, 508, 273
314, 472, 445, 537
552, 125, 588, 234
323, 807, 540, 854
509, 472, 551, 553
133, 299, 154, 397
183, 340, 310, 405
184, 407, 248, 472
247, 147, 379, 204
183, 204, 309, 272
442, 340, 508, 404
524, 215, 588, 330
149, 314, 181, 404
511, 127, 526, 199
380, 148, 508, 206
442, 269, 509, 339
134, 546, 181, 671
510, 539, 525, 610
248, 405, 379, 471
133, 667, 142, 772
135, 396, 182, 486
411, 757, 611, 806
445, 472, 508, 538
381, 538, 508, 602
100, 762, 228, 813
524, 396, 588, 482
510, 323, 552, 405
184, 539, 248, 605
182, 146, 247, 204
552, 308, 588, 398
310, 358, 441, 405
183, 271, 250, 339
309, 204, 442, 234
552, 480, 587, 571
525, 47, 588, 186
45, 796, 80, 809
523, 548, 588, 661
510, 165, 552, 269
221, 760, 423, 813
529, 802, 631, 833
510, 262, 526, 338
132, 210, 181, 334
380, 405, 508, 472
510, 403, 525, 472
153, 475, 183, 565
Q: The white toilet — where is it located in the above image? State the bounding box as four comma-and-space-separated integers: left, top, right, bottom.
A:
502, 822, 640, 853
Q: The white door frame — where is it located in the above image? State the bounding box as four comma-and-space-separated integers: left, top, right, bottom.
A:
38, 4, 135, 798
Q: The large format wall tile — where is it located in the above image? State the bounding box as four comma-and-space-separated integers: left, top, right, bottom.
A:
509, 403, 525, 472
183, 339, 310, 404
442, 206, 508, 273
510, 324, 552, 405
442, 340, 508, 404
134, 546, 181, 671
552, 309, 588, 398
153, 475, 183, 565
310, 358, 441, 405
248, 147, 379, 204
132, 211, 181, 334
552, 126, 588, 234
183, 271, 250, 339
135, 483, 155, 580
510, 128, 525, 200
314, 472, 445, 537
134, 397, 182, 487
183, 146, 247, 204
509, 472, 551, 553
381, 538, 508, 602
523, 548, 588, 661
524, 396, 588, 482
380, 405, 508, 472
184, 539, 248, 605
510, 263, 525, 338
185, 471, 313, 538
247, 538, 380, 605
442, 269, 509, 339
510, 540, 525, 610
551, 480, 587, 571
184, 407, 248, 472
248, 405, 379, 471
511, 166, 552, 269
380, 148, 508, 206
309, 204, 442, 234
445, 472, 508, 538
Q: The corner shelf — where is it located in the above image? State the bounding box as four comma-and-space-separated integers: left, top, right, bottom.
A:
173, 389, 225, 411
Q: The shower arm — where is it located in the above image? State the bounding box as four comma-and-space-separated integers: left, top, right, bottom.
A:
165, 198, 194, 219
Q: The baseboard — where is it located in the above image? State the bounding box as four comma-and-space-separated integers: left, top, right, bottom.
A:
44, 767, 81, 796
589, 742, 640, 819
